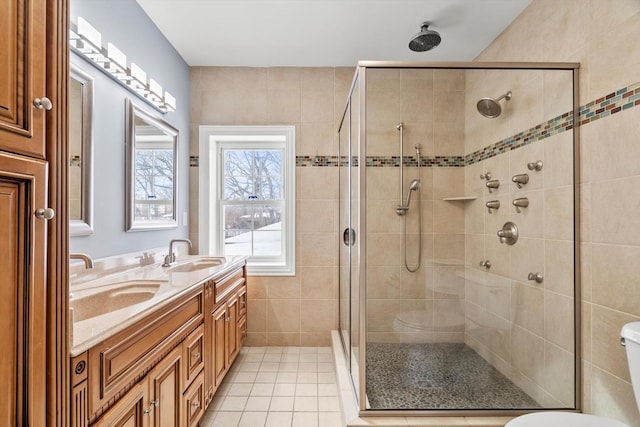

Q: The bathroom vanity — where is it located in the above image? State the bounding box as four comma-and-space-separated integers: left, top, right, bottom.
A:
69, 255, 247, 427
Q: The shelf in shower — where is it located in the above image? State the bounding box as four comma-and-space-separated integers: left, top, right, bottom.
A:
442, 196, 477, 201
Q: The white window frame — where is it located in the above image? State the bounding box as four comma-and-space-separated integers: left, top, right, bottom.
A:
199, 125, 295, 276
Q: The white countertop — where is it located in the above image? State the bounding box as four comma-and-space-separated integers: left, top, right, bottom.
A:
69, 255, 247, 356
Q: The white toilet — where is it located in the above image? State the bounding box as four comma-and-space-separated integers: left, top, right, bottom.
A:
506, 322, 640, 427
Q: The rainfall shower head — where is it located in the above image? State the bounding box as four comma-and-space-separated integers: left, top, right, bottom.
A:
409, 22, 441, 52
477, 91, 512, 118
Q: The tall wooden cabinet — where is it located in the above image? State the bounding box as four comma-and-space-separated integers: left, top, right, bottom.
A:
0, 0, 68, 425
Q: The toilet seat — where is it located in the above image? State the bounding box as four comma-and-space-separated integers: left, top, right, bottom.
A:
506, 412, 629, 427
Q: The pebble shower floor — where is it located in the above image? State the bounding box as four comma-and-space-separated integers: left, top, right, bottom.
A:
366, 342, 540, 410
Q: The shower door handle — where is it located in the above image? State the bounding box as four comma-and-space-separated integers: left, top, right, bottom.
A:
343, 228, 356, 246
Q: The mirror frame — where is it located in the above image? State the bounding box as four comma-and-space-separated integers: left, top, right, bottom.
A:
69, 58, 94, 236
125, 98, 179, 231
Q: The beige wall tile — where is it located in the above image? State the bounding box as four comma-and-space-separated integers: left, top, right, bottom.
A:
512, 325, 545, 385
544, 343, 575, 406
544, 185, 573, 241
248, 299, 267, 333
367, 299, 401, 332
592, 243, 640, 316
301, 90, 334, 123
299, 122, 334, 156
267, 332, 301, 346
544, 239, 574, 297
267, 90, 301, 123
590, 106, 640, 182
512, 281, 544, 336
300, 266, 336, 300
510, 237, 544, 284
591, 366, 640, 427
591, 305, 639, 382
267, 299, 301, 333
592, 176, 640, 245
544, 292, 575, 352
300, 67, 334, 92
300, 299, 335, 332
267, 67, 299, 91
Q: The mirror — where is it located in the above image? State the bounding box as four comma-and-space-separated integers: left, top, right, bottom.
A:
69, 58, 94, 236
125, 98, 179, 231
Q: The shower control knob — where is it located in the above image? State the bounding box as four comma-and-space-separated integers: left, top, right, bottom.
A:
479, 260, 491, 269
497, 221, 518, 245
528, 272, 544, 283
527, 160, 543, 171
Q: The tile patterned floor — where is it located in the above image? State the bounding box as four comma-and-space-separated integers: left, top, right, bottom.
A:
200, 346, 343, 427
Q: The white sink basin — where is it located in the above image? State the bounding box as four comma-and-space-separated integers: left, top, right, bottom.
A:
70, 280, 164, 322
168, 257, 226, 273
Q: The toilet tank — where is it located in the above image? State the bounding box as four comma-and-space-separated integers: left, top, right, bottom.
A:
621, 321, 640, 412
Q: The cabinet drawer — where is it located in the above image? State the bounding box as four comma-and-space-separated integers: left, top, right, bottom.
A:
183, 370, 205, 427
88, 288, 203, 415
182, 324, 204, 389
214, 268, 245, 304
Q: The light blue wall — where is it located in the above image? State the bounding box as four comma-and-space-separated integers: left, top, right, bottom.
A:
70, 0, 190, 258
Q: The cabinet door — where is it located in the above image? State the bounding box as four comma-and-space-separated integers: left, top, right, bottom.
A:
226, 293, 240, 365
148, 346, 181, 427
182, 371, 205, 427
0, 152, 47, 427
203, 282, 214, 403
212, 304, 228, 386
0, 0, 47, 158
92, 382, 148, 427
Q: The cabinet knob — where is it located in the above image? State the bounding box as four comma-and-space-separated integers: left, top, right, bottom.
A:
35, 207, 55, 220
191, 399, 200, 408
33, 97, 53, 110
191, 352, 201, 359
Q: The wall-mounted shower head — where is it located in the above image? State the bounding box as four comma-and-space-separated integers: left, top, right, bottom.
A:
477, 91, 513, 118
409, 22, 441, 52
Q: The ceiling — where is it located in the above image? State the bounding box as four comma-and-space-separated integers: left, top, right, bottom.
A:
136, 0, 532, 67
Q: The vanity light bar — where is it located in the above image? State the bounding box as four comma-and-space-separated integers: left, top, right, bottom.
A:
69, 17, 176, 114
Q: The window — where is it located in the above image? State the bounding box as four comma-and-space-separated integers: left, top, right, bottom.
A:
199, 126, 295, 275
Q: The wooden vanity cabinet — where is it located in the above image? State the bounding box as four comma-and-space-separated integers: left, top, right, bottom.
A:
71, 263, 247, 427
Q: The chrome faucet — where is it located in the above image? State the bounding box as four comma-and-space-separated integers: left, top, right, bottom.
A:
163, 239, 192, 267
70, 253, 93, 269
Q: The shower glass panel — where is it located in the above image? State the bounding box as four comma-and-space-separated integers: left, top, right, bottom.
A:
338, 62, 579, 415
338, 71, 362, 400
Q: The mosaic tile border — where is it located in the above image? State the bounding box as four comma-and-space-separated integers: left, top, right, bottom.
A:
189, 81, 640, 168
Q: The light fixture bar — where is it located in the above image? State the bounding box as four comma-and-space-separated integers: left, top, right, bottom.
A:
69, 18, 176, 114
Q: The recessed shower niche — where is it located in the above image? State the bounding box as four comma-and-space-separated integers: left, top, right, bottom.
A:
337, 62, 579, 416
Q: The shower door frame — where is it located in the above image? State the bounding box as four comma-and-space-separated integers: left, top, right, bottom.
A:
346, 61, 582, 417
